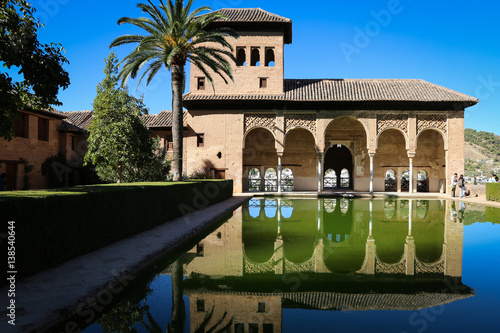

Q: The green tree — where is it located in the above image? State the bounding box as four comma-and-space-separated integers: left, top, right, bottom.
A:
84, 52, 169, 183
0, 0, 70, 140
110, 0, 238, 181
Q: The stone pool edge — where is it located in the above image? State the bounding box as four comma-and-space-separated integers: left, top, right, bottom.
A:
1, 195, 252, 333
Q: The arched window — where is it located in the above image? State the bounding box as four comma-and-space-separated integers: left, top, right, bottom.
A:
264, 199, 277, 218
265, 48, 275, 67
323, 199, 336, 213
401, 169, 410, 191
281, 199, 293, 218
324, 169, 337, 188
416, 200, 428, 219
417, 169, 429, 192
384, 199, 396, 219
236, 47, 246, 66
248, 198, 261, 218
281, 168, 294, 192
400, 200, 409, 219
340, 168, 350, 188
251, 47, 260, 66
248, 168, 261, 192
385, 169, 397, 192
264, 168, 277, 192
340, 198, 350, 214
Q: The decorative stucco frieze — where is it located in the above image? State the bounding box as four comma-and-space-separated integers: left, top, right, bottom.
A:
285, 113, 316, 134
416, 114, 447, 135
377, 114, 409, 135
244, 113, 276, 133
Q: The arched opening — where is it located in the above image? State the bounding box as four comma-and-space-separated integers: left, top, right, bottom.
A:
415, 129, 446, 192
324, 145, 353, 189
243, 128, 277, 192
385, 169, 397, 192
324, 116, 368, 191
281, 168, 294, 192
264, 168, 277, 192
248, 168, 261, 192
265, 48, 275, 67
323, 198, 336, 213
324, 169, 337, 188
282, 128, 317, 191
416, 200, 428, 219
281, 199, 293, 218
264, 198, 277, 218
248, 198, 262, 218
251, 47, 260, 66
376, 129, 408, 192
417, 169, 429, 192
384, 199, 396, 219
401, 169, 410, 192
236, 47, 246, 66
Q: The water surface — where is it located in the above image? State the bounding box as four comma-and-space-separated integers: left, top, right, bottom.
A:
79, 198, 500, 333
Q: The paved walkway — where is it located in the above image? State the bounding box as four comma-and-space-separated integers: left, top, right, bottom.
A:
0, 195, 251, 333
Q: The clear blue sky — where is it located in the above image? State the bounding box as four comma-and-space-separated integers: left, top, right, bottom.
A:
29, 0, 500, 134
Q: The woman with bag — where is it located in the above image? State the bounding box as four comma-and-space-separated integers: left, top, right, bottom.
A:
458, 174, 466, 198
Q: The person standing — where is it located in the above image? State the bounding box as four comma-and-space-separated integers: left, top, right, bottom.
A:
458, 174, 466, 198
450, 173, 458, 197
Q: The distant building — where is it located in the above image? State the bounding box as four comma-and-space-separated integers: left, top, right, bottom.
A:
181, 8, 478, 193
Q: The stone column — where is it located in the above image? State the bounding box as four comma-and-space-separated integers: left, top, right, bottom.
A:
369, 152, 376, 193
408, 152, 415, 193
318, 151, 324, 193
277, 153, 283, 193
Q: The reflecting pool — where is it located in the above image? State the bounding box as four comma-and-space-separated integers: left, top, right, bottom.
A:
79, 198, 500, 333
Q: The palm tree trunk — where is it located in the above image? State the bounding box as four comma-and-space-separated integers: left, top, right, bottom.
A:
171, 64, 184, 181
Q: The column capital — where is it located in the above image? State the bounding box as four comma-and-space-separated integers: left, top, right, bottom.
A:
407, 151, 416, 158
277, 151, 284, 157
368, 151, 376, 158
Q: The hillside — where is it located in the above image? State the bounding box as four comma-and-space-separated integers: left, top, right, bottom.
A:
464, 128, 500, 177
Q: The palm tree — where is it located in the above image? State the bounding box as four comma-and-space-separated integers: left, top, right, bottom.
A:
110, 0, 238, 181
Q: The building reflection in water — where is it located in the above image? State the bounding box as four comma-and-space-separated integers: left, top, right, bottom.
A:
170, 198, 472, 333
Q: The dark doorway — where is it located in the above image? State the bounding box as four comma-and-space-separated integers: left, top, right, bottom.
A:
324, 145, 353, 189
5, 162, 18, 190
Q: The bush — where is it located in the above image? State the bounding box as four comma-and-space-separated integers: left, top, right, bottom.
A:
0, 181, 232, 280
486, 183, 500, 202
485, 206, 500, 223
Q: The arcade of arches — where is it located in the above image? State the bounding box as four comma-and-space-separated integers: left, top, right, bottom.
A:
242, 112, 457, 193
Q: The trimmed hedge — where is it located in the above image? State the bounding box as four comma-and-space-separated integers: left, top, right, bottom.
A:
485, 206, 500, 224
486, 183, 500, 202
1, 181, 232, 279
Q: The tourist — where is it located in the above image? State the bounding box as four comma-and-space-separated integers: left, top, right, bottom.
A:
493, 174, 499, 182
0, 173, 6, 191
458, 174, 466, 198
450, 173, 458, 197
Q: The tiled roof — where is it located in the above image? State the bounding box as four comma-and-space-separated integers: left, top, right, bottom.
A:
59, 110, 187, 132
184, 79, 478, 105
211, 8, 292, 23
207, 8, 293, 44
59, 111, 93, 133
23, 105, 67, 119
143, 110, 188, 128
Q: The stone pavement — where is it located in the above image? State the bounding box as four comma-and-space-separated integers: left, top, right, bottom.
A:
0, 195, 251, 333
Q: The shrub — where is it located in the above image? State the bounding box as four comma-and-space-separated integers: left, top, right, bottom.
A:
486, 183, 500, 202
0, 181, 232, 280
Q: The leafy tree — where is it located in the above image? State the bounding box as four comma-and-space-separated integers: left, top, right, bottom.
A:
110, 0, 238, 181
0, 0, 70, 140
84, 52, 170, 183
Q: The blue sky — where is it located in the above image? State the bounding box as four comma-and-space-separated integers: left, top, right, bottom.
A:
27, 0, 500, 134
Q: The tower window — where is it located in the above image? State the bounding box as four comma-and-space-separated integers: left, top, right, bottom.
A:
265, 48, 275, 67
196, 299, 205, 312
259, 78, 267, 88
14, 113, 29, 138
251, 47, 260, 66
236, 47, 246, 66
258, 302, 266, 312
38, 117, 49, 141
197, 77, 205, 90
197, 133, 204, 147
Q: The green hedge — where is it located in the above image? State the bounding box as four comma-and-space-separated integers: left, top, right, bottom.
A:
0, 181, 232, 279
486, 183, 500, 202
485, 206, 500, 223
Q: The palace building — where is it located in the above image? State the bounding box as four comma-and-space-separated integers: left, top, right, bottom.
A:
182, 8, 478, 194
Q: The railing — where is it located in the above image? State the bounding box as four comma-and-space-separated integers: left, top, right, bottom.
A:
249, 179, 261, 192
385, 178, 397, 192
324, 176, 337, 188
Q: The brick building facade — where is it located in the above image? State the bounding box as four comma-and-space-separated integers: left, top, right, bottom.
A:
182, 8, 478, 193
